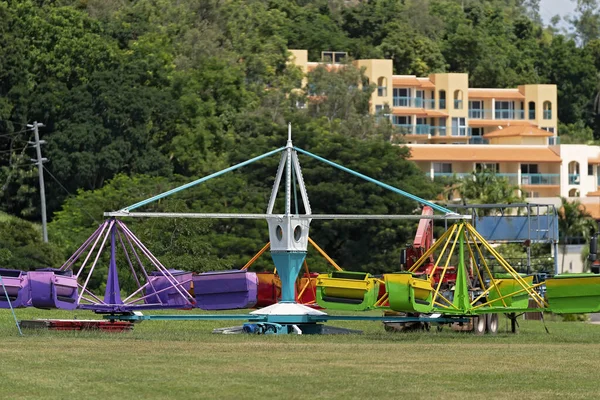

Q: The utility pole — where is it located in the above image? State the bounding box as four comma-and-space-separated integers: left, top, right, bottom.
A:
28, 121, 48, 243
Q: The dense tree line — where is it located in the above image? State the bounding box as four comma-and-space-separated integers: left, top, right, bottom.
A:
1, 0, 600, 281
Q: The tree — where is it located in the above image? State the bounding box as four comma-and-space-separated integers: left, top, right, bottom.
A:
558, 197, 597, 272
569, 0, 600, 46
454, 170, 525, 215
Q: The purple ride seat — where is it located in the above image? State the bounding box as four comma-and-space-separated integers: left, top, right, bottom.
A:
144, 269, 193, 307
0, 269, 31, 308
193, 270, 258, 310
28, 268, 78, 310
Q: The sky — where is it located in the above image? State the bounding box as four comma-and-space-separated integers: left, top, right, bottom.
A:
539, 0, 576, 27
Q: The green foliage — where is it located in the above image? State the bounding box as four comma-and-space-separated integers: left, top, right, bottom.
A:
558, 197, 597, 272
0, 214, 64, 270
454, 171, 525, 214
3, 0, 600, 281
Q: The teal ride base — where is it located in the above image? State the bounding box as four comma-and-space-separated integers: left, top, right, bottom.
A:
104, 311, 467, 335
270, 251, 306, 302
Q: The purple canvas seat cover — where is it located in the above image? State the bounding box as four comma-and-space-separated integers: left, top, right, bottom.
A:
144, 269, 192, 307
0, 269, 31, 308
28, 268, 78, 310
193, 270, 258, 310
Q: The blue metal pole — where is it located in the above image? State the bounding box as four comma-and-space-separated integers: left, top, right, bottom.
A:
294, 147, 455, 215
0, 275, 23, 336
122, 147, 286, 211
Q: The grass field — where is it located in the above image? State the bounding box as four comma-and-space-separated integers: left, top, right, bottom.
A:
1, 309, 600, 399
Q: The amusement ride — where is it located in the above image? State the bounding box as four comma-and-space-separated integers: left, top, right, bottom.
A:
1, 124, 599, 335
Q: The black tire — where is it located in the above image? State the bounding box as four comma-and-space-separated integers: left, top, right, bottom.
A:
473, 315, 486, 335
486, 313, 499, 335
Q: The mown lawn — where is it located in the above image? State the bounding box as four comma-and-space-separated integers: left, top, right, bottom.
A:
1, 308, 600, 399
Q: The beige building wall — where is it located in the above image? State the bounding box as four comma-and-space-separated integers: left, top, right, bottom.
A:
288, 49, 308, 87
354, 59, 393, 113
430, 73, 469, 133
520, 84, 558, 132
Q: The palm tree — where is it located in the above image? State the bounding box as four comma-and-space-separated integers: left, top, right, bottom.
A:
558, 197, 597, 272
454, 170, 525, 216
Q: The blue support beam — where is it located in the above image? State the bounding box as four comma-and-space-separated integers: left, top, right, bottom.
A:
121, 147, 286, 212
294, 147, 455, 215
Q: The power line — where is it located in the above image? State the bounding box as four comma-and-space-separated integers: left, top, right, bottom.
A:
42, 165, 100, 225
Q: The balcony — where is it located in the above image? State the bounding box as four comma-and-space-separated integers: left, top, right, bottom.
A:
569, 174, 580, 185
430, 126, 447, 136
544, 110, 552, 119
468, 109, 492, 119
468, 137, 489, 145
496, 173, 518, 185
393, 97, 435, 109
394, 124, 431, 135
548, 137, 560, 145
467, 109, 525, 120
451, 127, 471, 136
433, 172, 473, 180
521, 173, 560, 186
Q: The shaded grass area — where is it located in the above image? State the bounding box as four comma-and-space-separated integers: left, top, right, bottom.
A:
1, 308, 600, 399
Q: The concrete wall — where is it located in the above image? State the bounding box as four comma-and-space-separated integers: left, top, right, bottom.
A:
557, 244, 587, 274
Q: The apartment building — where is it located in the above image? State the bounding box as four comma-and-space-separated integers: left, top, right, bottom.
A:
289, 49, 600, 218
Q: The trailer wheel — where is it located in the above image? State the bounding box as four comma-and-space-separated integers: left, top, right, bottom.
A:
473, 315, 486, 335
486, 313, 499, 335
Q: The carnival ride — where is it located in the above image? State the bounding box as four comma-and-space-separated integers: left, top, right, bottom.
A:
2, 124, 600, 335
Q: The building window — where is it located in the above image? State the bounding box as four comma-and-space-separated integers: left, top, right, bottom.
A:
569, 161, 580, 185
569, 188, 580, 197
439, 90, 446, 109
543, 101, 552, 119
521, 164, 539, 174
589, 164, 595, 176
377, 77, 387, 97
495, 101, 515, 119
433, 163, 452, 173
415, 90, 425, 108
454, 90, 463, 109
528, 101, 536, 120
476, 163, 499, 173
469, 100, 484, 118
392, 115, 411, 125
321, 51, 347, 63
452, 117, 467, 136
541, 127, 555, 133
393, 88, 411, 107
471, 127, 483, 137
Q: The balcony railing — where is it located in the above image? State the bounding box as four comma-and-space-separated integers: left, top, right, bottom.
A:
469, 137, 489, 145
521, 173, 560, 186
454, 99, 463, 109
394, 124, 431, 135
451, 127, 471, 136
496, 173, 519, 185
529, 109, 536, 120
467, 109, 525, 119
468, 109, 492, 119
393, 97, 435, 109
439, 99, 446, 109
548, 137, 560, 145
569, 174, 580, 185
433, 172, 473, 180
430, 126, 447, 136
543, 110, 552, 119
377, 86, 387, 97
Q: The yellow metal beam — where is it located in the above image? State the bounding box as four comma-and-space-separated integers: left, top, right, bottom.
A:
308, 237, 344, 271
241, 242, 270, 271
